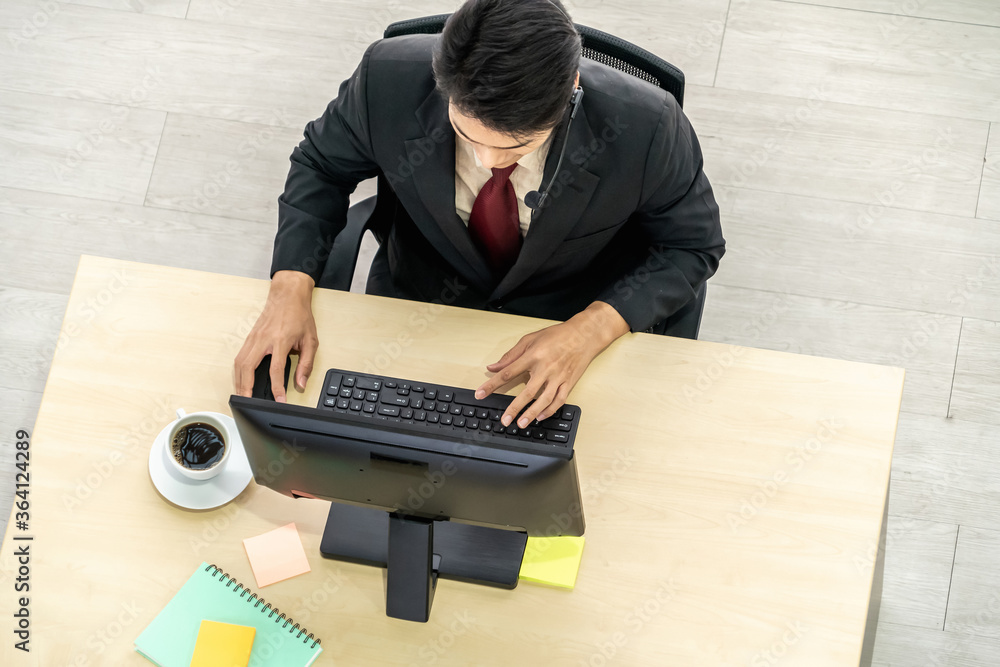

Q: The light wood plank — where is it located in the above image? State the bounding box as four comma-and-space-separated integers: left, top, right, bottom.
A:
0, 90, 164, 204
715, 1, 1000, 122
0, 186, 273, 295
888, 413, 1000, 531
711, 186, 1000, 322
144, 113, 302, 223
878, 516, 956, 630
950, 318, 1000, 426
65, 0, 189, 18
0, 286, 68, 394
793, 0, 1000, 28
187, 0, 730, 87
0, 1, 356, 127
872, 620, 1000, 667
700, 284, 960, 417
944, 526, 1000, 639
979, 123, 1000, 221
685, 84, 987, 218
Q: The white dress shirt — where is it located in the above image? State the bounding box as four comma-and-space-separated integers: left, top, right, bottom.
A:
454, 133, 553, 237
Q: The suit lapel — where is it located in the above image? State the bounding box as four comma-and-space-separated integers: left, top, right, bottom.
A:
406, 90, 495, 290
490, 105, 600, 301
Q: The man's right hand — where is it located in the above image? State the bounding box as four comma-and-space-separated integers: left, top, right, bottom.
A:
234, 270, 319, 402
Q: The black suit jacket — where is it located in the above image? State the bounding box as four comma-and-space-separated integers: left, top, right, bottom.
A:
271, 35, 724, 332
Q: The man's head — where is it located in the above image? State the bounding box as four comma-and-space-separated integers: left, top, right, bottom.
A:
433, 0, 582, 169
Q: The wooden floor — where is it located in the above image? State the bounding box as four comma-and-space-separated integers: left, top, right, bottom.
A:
1, 1, 998, 663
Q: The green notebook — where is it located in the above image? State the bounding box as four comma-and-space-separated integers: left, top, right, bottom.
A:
134, 562, 323, 667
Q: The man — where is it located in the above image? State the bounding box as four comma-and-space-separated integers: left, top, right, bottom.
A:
234, 0, 724, 430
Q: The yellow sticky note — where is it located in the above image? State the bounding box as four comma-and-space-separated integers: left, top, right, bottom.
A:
519, 535, 586, 589
189, 620, 255, 667
243, 522, 312, 588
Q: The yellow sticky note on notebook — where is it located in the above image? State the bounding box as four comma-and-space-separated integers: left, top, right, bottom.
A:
243, 522, 312, 588
518, 535, 586, 589
189, 620, 255, 667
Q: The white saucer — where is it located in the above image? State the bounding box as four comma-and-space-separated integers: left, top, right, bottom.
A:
148, 414, 253, 510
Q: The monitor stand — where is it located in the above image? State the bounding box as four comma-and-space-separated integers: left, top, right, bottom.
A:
319, 503, 528, 622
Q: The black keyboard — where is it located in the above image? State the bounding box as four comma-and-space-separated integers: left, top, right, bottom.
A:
316, 368, 581, 458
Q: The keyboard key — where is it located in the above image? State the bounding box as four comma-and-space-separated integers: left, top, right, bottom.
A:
437, 403, 450, 413
402, 408, 413, 420
350, 400, 363, 411
467, 419, 479, 430
401, 383, 410, 390
424, 401, 436, 411
385, 381, 397, 388
463, 406, 476, 417
381, 395, 409, 407
356, 377, 381, 391
477, 409, 489, 419
520, 428, 533, 439
480, 421, 493, 432
343, 377, 356, 387
367, 391, 379, 402
411, 399, 422, 410
507, 427, 519, 437
340, 388, 352, 398
426, 389, 437, 400
325, 374, 342, 395
323, 397, 337, 408
547, 432, 569, 444
398, 388, 410, 396
490, 410, 502, 421
494, 424, 506, 434
454, 417, 466, 428
378, 405, 400, 417
352, 389, 365, 400
441, 391, 454, 402
532, 430, 546, 440
415, 410, 426, 421
542, 420, 572, 431
561, 409, 574, 421
427, 413, 440, 423
337, 398, 350, 409
440, 414, 452, 425
450, 405, 462, 415
363, 402, 376, 413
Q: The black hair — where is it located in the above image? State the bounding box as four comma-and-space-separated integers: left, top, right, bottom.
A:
433, 0, 582, 139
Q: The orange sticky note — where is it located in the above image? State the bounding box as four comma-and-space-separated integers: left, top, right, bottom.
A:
243, 522, 311, 587
189, 620, 255, 667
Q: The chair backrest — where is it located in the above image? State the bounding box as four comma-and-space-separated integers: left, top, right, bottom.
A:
384, 14, 684, 107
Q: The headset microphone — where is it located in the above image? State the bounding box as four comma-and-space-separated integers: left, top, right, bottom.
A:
525, 87, 584, 214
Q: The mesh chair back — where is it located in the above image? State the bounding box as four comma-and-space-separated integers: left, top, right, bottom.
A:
383, 14, 684, 107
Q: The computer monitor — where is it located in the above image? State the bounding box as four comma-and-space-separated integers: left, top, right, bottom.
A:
229, 395, 585, 622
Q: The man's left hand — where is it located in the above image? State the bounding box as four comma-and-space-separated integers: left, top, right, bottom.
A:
475, 301, 630, 427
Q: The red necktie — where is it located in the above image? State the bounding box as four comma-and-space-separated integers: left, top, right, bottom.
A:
468, 163, 521, 275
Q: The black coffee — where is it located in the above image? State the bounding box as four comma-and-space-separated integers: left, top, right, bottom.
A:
171, 423, 226, 470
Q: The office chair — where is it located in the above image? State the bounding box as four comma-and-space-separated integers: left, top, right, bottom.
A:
318, 14, 706, 339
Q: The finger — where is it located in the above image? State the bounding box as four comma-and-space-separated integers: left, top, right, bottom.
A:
295, 333, 318, 392
502, 377, 545, 427
234, 342, 262, 398
477, 357, 530, 400
270, 348, 289, 403
533, 383, 570, 423
516, 382, 559, 428
486, 336, 530, 371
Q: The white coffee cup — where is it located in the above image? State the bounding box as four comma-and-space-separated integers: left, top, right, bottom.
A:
166, 409, 232, 481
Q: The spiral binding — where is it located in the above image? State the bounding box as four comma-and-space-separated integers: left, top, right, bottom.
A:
205, 564, 321, 649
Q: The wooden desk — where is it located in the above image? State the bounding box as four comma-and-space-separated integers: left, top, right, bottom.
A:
0, 256, 901, 666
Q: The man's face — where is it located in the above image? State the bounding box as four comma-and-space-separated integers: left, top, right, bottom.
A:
448, 103, 553, 170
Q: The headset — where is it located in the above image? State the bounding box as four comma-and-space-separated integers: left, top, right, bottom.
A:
524, 86, 584, 215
